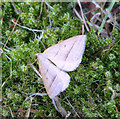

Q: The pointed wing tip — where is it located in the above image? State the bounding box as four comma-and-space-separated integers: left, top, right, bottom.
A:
78, 35, 86, 40
73, 35, 86, 42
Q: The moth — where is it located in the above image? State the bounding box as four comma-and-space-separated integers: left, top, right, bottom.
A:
36, 35, 86, 99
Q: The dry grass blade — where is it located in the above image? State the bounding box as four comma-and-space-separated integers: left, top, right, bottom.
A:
95, 110, 105, 119
104, 86, 120, 100
106, 9, 120, 30
30, 63, 42, 78
73, 8, 83, 22
25, 97, 33, 118
98, 1, 116, 35
52, 97, 67, 117
37, 1, 43, 20
45, 2, 53, 9
9, 106, 14, 117
66, 97, 80, 118
11, 20, 45, 32
4, 14, 21, 48
77, 0, 89, 32
24, 93, 47, 102
65, 111, 71, 119
92, 1, 106, 14
90, 12, 101, 22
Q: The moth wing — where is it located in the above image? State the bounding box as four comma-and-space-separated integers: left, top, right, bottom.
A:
36, 53, 70, 99
44, 35, 86, 71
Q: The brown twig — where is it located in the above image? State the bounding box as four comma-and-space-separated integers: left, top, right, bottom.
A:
37, 1, 43, 20
1, 42, 14, 50
66, 97, 80, 118
73, 7, 83, 22
95, 110, 104, 119
4, 12, 21, 48
77, 0, 89, 32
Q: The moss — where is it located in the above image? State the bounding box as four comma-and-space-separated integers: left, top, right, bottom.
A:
2, 2, 120, 118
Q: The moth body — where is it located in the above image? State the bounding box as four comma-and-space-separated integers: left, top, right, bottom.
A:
36, 35, 86, 99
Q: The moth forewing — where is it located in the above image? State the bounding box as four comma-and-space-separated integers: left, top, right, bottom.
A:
36, 35, 86, 99
44, 35, 86, 71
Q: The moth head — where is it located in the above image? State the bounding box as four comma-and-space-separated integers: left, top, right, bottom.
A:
35, 53, 42, 59
35, 53, 39, 58
35, 53, 47, 61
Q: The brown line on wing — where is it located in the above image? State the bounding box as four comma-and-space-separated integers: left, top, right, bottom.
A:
64, 40, 77, 61
54, 45, 61, 57
48, 75, 57, 90
54, 40, 77, 62
44, 69, 49, 76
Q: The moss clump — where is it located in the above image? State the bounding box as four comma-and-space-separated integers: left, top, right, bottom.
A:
2, 2, 120, 118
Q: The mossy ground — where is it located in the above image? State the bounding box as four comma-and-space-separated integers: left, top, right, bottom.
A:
1, 2, 120, 118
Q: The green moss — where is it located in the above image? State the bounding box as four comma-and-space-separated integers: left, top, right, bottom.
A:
2, 2, 120, 118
